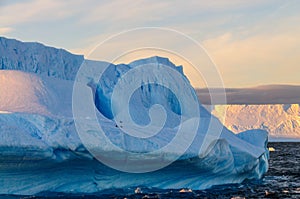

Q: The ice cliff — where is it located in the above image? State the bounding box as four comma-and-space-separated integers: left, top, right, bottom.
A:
0, 37, 83, 80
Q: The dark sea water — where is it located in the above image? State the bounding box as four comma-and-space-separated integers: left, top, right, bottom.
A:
3, 142, 300, 199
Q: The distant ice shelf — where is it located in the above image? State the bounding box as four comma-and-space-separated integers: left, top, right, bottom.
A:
205, 104, 300, 139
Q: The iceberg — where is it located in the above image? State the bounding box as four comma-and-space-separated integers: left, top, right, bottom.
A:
0, 37, 269, 195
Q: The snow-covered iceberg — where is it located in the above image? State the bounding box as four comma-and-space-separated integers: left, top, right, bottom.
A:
0, 37, 269, 195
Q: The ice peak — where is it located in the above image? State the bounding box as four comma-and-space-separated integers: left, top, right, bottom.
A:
129, 56, 174, 67
128, 56, 183, 74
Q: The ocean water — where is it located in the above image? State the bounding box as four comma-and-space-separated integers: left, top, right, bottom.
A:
2, 142, 300, 199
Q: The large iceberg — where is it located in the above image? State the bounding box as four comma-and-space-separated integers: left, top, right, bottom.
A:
0, 37, 269, 195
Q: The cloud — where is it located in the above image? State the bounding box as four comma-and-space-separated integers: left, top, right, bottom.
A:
0, 0, 280, 29
0, 0, 84, 26
0, 0, 169, 28
202, 20, 300, 87
1, 0, 299, 88
0, 27, 13, 34
77, 1, 168, 25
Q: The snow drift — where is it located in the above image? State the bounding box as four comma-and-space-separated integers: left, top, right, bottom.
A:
0, 70, 73, 117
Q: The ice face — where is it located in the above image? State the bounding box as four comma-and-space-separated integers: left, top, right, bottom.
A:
94, 57, 192, 129
73, 57, 204, 173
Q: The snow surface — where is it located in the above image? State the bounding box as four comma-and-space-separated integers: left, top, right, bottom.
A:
0, 37, 269, 195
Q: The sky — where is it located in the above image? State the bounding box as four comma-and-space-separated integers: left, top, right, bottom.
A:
0, 0, 299, 88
